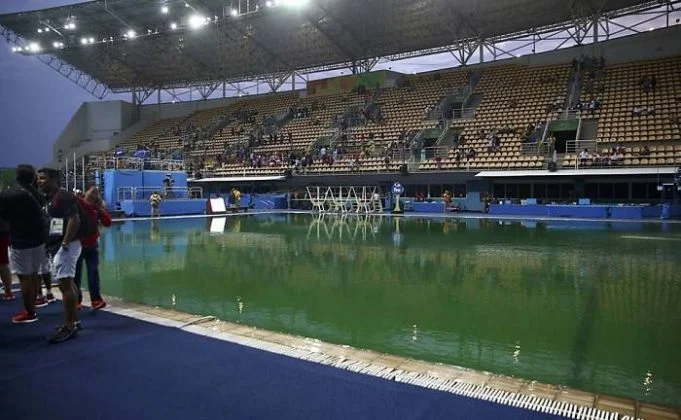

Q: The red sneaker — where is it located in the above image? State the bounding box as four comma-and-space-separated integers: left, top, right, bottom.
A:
45, 293, 56, 303
2, 292, 15, 301
90, 300, 107, 311
35, 296, 48, 308
12, 310, 38, 324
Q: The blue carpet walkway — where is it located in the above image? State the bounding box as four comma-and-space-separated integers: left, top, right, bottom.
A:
0, 299, 563, 419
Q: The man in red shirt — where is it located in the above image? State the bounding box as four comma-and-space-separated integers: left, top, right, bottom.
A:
74, 187, 111, 310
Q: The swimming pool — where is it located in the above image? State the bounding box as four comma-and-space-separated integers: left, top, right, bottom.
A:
99, 214, 681, 407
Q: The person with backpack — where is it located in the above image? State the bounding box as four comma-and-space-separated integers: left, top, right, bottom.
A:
74, 187, 111, 310
37, 168, 96, 343
0, 165, 47, 323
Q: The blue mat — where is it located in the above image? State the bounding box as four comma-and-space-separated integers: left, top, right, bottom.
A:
0, 299, 563, 419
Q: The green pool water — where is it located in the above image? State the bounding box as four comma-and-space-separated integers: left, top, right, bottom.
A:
99, 214, 681, 407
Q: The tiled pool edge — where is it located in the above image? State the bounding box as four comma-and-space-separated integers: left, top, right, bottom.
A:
66, 292, 680, 420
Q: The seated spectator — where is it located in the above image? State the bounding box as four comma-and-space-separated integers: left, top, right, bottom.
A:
466, 148, 476, 159
640, 145, 650, 156
632, 106, 643, 116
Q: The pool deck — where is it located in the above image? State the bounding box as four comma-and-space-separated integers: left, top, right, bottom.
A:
47, 287, 679, 420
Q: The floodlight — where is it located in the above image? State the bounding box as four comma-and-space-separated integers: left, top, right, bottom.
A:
266, 1, 273, 6
230, 9, 238, 16
170, 22, 178, 30
161, 5, 169, 14
11, 46, 18, 52
189, 15, 206, 29
281, 0, 307, 6
127, 29, 137, 38
88, 37, 95, 43
53, 41, 60, 48
185, 2, 189, 7
81, 38, 88, 45
28, 42, 41, 52
45, 28, 50, 32
37, 28, 43, 33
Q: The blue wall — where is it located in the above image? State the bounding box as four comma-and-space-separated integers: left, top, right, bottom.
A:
104, 170, 188, 206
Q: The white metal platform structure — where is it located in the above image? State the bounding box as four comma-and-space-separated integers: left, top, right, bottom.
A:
306, 213, 384, 242
306, 186, 383, 214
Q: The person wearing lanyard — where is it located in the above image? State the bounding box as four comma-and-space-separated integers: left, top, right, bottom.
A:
37, 168, 83, 344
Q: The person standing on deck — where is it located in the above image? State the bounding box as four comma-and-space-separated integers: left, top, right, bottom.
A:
37, 168, 84, 343
0, 165, 47, 323
0, 217, 13, 301
150, 192, 162, 218
74, 187, 111, 311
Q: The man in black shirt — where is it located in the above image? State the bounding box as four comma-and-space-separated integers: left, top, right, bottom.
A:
38, 168, 83, 343
0, 217, 12, 300
0, 165, 47, 323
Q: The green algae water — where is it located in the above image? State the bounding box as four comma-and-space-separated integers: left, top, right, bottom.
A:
99, 214, 681, 407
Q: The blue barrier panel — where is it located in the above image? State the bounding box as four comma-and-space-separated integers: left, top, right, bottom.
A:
411, 201, 446, 213
609, 206, 644, 220
642, 205, 662, 218
489, 204, 547, 216
546, 205, 609, 218
121, 199, 207, 217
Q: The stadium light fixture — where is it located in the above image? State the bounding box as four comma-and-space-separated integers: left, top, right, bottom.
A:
230, 9, 238, 16
81, 38, 88, 45
53, 41, 60, 48
45, 28, 50, 32
281, 0, 308, 6
37, 28, 43, 33
189, 15, 206, 29
88, 37, 95, 43
11, 46, 18, 52
28, 42, 42, 52
127, 29, 137, 39
161, 5, 169, 14
266, 1, 273, 7
170, 22, 178, 30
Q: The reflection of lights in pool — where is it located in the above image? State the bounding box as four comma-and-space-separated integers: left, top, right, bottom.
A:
643, 371, 653, 394
171, 293, 176, 306
513, 341, 521, 363
412, 324, 418, 342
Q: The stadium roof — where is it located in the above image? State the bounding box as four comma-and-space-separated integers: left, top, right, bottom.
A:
0, 0, 658, 93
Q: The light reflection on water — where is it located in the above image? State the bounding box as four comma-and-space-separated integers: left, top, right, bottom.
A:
100, 214, 681, 407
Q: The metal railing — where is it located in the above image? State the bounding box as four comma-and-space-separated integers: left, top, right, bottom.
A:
117, 186, 203, 202
90, 156, 185, 171
566, 139, 598, 154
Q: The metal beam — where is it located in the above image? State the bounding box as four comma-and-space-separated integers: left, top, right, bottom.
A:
303, 10, 357, 62
0, 24, 111, 99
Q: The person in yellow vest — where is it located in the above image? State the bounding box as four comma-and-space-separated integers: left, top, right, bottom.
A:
442, 190, 452, 207
150, 192, 162, 218
230, 188, 241, 212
